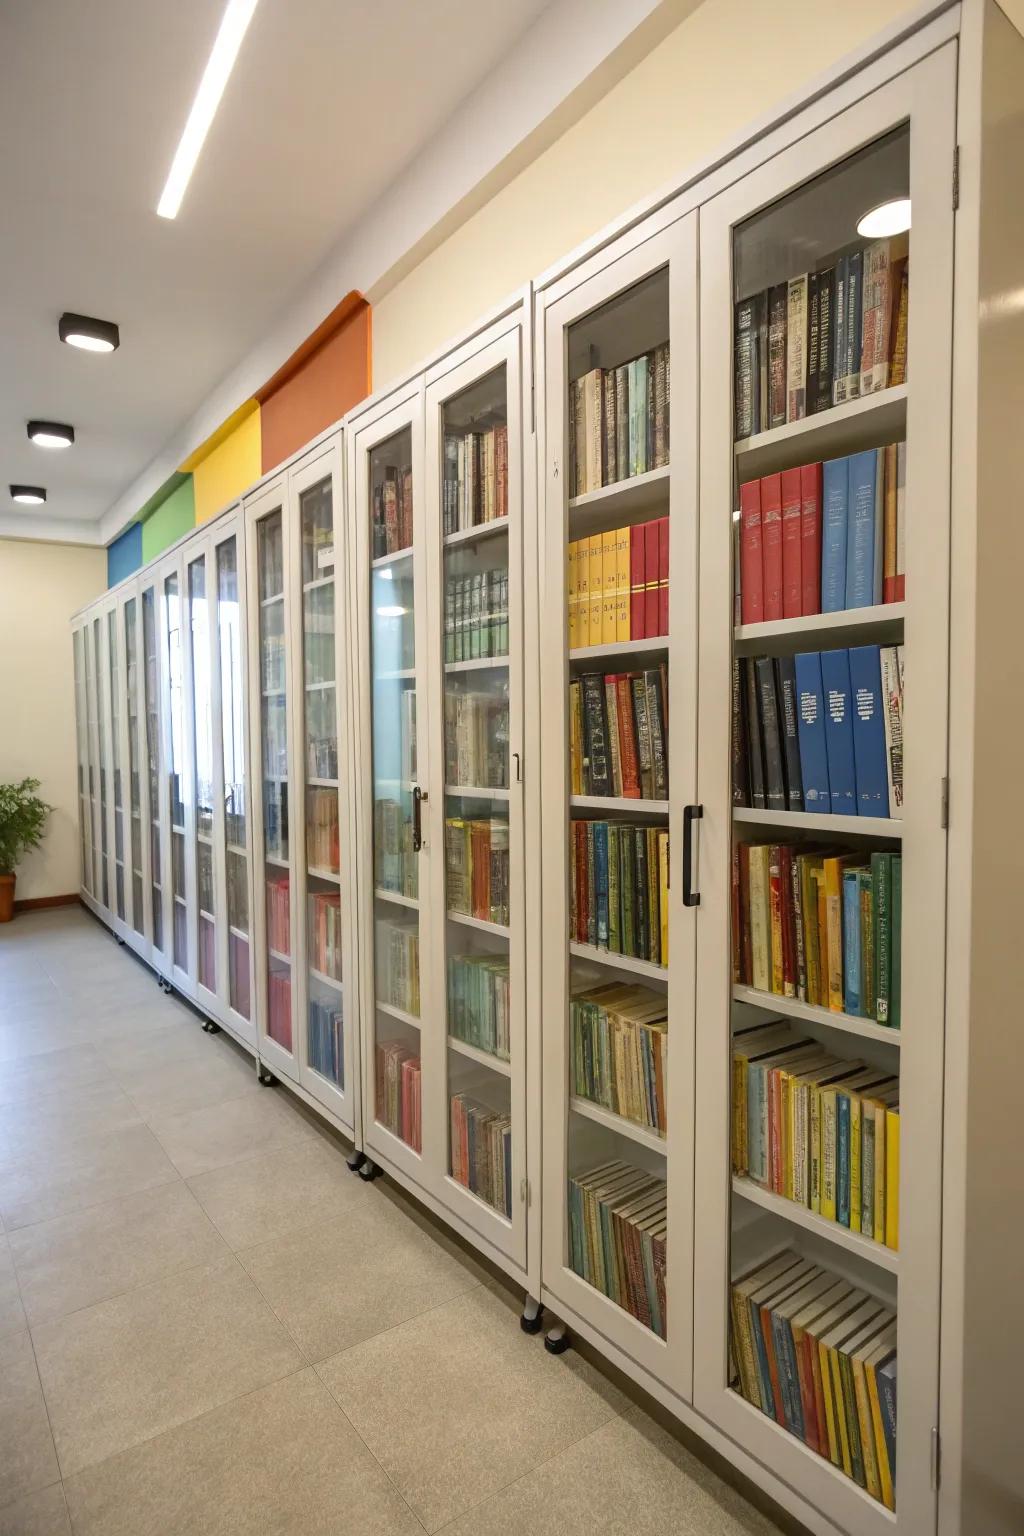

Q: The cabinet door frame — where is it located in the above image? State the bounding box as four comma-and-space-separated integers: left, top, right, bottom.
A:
183, 533, 221, 1020
121, 580, 154, 959
108, 588, 137, 945
140, 572, 171, 977
156, 547, 193, 995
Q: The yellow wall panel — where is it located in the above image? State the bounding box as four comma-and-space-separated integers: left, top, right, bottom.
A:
188, 404, 262, 524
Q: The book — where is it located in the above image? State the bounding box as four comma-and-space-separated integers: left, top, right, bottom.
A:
794, 652, 831, 811
767, 283, 788, 427
760, 473, 784, 623
894, 441, 907, 600
739, 479, 764, 625
848, 646, 890, 816
732, 659, 749, 807
820, 648, 857, 815
812, 266, 836, 413
450, 1093, 512, 1216
735, 297, 759, 440
845, 449, 881, 609
800, 462, 823, 615
880, 645, 904, 816
786, 275, 809, 422
821, 458, 849, 613
744, 658, 766, 809
570, 819, 668, 965
780, 468, 803, 619
568, 1160, 667, 1336
756, 659, 786, 812
775, 657, 803, 812
860, 235, 908, 394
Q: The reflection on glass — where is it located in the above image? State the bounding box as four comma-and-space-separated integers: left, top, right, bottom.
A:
189, 555, 215, 992
108, 610, 125, 919
94, 617, 109, 909
74, 631, 92, 893
143, 587, 162, 952
217, 537, 249, 1019
258, 511, 291, 1051
165, 572, 187, 970
124, 599, 144, 935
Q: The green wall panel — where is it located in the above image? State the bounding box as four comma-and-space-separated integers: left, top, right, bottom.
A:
141, 476, 196, 563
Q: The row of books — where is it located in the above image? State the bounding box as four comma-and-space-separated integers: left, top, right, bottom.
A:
306, 730, 338, 782
571, 982, 667, 1135
443, 424, 509, 534
263, 697, 288, 777
262, 633, 285, 692
307, 890, 342, 981
198, 843, 214, 912
268, 969, 292, 1051
445, 817, 510, 928
450, 1093, 512, 1218
263, 781, 288, 865
568, 1161, 667, 1338
227, 850, 248, 933
567, 518, 669, 651
198, 914, 215, 993
372, 464, 414, 559
266, 872, 290, 957
258, 521, 284, 600
734, 236, 908, 439
373, 799, 418, 901
376, 1041, 421, 1152
308, 997, 343, 1087
300, 505, 334, 586
738, 446, 906, 624
306, 786, 340, 873
375, 918, 420, 1016
228, 929, 250, 1019
733, 844, 902, 1026
732, 1019, 899, 1248
571, 819, 668, 966
570, 667, 667, 800
302, 626, 334, 686
570, 344, 670, 496
444, 570, 509, 663
448, 953, 510, 1062
444, 690, 508, 790
730, 1250, 897, 1508
733, 645, 903, 818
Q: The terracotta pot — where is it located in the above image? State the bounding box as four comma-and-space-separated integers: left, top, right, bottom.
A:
0, 873, 14, 923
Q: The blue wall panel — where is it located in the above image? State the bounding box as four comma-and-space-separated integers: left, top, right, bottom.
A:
107, 522, 142, 587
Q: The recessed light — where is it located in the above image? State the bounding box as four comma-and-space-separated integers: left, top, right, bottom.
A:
59, 313, 120, 352
10, 485, 47, 505
857, 198, 911, 239
27, 420, 75, 449
375, 605, 408, 619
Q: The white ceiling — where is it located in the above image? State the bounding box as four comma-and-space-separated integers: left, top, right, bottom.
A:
0, 0, 553, 536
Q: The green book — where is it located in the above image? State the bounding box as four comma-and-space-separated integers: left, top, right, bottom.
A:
858, 869, 874, 1025
890, 855, 902, 1030
871, 852, 891, 1025
607, 828, 621, 953
620, 827, 636, 957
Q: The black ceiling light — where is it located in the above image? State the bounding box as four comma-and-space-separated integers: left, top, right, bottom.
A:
10, 485, 47, 505
27, 420, 75, 448
59, 312, 120, 352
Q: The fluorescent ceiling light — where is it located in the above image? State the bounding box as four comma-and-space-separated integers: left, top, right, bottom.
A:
375, 606, 408, 619
27, 420, 75, 449
10, 485, 46, 505
59, 313, 120, 352
157, 0, 260, 220
857, 198, 911, 239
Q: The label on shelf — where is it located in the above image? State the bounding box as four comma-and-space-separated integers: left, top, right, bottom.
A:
317, 545, 335, 571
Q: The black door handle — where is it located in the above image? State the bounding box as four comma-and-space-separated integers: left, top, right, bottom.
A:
682, 804, 703, 907
412, 784, 426, 852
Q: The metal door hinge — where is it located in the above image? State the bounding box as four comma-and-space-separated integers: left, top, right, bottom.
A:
953, 145, 960, 210
931, 1427, 941, 1490
941, 776, 950, 829
520, 1177, 531, 1207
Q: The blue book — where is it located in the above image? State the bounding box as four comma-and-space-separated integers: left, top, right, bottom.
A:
594, 822, 609, 945
837, 1091, 851, 1226
833, 256, 848, 407
820, 648, 857, 814
748, 1299, 778, 1420
794, 652, 831, 811
771, 1314, 804, 1437
848, 645, 889, 815
821, 457, 848, 612
845, 449, 879, 608
876, 1357, 898, 1490
843, 870, 862, 1016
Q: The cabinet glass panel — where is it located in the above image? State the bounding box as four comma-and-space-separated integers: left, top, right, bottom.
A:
143, 587, 162, 952
370, 427, 421, 1149
74, 630, 91, 894
301, 478, 344, 1087
258, 510, 292, 1050
565, 269, 671, 1337
124, 598, 144, 935
165, 571, 187, 971
85, 627, 100, 896
108, 610, 125, 920
93, 617, 109, 909
188, 554, 216, 993
217, 537, 250, 1020
726, 129, 906, 1505
440, 365, 513, 1214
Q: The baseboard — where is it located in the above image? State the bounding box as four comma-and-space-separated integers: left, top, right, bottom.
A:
12, 892, 81, 913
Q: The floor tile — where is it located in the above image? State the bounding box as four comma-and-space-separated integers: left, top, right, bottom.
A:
0, 1122, 179, 1231
0, 1235, 27, 1335
239, 1186, 483, 1362
0, 1330, 60, 1507
318, 1285, 629, 1532
63, 1368, 423, 1536
0, 1078, 143, 1158
32, 1254, 303, 1476
0, 1483, 70, 1536
442, 1407, 783, 1536
149, 1087, 314, 1178
10, 1180, 228, 1326
188, 1135, 364, 1250
96, 1020, 211, 1074
0, 1020, 90, 1065
114, 1041, 258, 1119
0, 1045, 107, 1109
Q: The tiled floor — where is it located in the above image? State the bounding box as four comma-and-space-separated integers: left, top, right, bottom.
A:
0, 907, 785, 1535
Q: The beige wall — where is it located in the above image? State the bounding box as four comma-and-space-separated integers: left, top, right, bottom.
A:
0, 540, 106, 902
371, 0, 919, 385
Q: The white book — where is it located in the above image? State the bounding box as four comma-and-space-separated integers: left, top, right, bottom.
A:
786, 274, 808, 422
880, 645, 904, 817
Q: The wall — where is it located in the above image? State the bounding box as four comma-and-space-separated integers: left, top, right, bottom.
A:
185, 404, 262, 525
371, 0, 920, 384
140, 477, 196, 564
106, 522, 142, 587
0, 540, 106, 900
258, 297, 371, 474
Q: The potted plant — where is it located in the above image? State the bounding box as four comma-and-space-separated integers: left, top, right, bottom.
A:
0, 778, 52, 922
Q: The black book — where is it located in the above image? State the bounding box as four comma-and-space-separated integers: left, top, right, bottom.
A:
757, 291, 769, 432
755, 657, 787, 812
633, 826, 650, 961
774, 655, 804, 811
743, 658, 766, 809
731, 658, 749, 807
620, 825, 636, 956
734, 297, 758, 440
645, 669, 669, 800
813, 267, 836, 415
768, 284, 788, 428
581, 673, 610, 795
806, 271, 821, 414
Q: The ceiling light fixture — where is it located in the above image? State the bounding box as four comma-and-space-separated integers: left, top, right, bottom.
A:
857, 198, 912, 239
157, 0, 260, 220
27, 420, 75, 449
59, 312, 120, 352
10, 485, 47, 505
375, 605, 408, 619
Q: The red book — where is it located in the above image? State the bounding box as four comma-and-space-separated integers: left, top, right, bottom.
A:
629, 524, 646, 639
657, 516, 669, 636
759, 1302, 788, 1423
739, 479, 764, 625
644, 519, 660, 637
794, 1329, 821, 1455
800, 462, 823, 615
760, 473, 783, 621
780, 469, 803, 619
615, 676, 641, 796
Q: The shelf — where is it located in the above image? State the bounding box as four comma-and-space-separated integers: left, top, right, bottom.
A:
265, 853, 289, 869
733, 807, 902, 838
568, 464, 670, 531
229, 924, 249, 942
307, 777, 338, 788
445, 656, 509, 673
569, 942, 666, 981
376, 999, 420, 1028
732, 1176, 899, 1275
226, 842, 246, 856
173, 894, 186, 908
171, 823, 184, 835
447, 1035, 512, 1076
307, 866, 340, 884
131, 868, 143, 879
262, 688, 286, 698
571, 795, 668, 815
375, 887, 419, 909
305, 679, 336, 692
570, 636, 667, 664
199, 909, 214, 923
268, 947, 291, 965
732, 985, 901, 1046
309, 966, 342, 991
446, 784, 510, 800
734, 602, 904, 656
733, 384, 907, 478
447, 910, 509, 937
196, 831, 212, 845
303, 574, 334, 593
376, 668, 416, 682
444, 517, 509, 549
260, 592, 284, 608
372, 547, 412, 570
570, 1095, 667, 1153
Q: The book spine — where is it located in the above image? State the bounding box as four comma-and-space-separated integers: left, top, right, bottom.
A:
814, 267, 836, 413
630, 523, 645, 640
800, 462, 822, 616
786, 275, 808, 422
780, 467, 803, 619
776, 656, 803, 811
768, 284, 788, 428
731, 659, 749, 807
739, 479, 764, 625
761, 473, 784, 622
756, 660, 786, 812
821, 456, 849, 614
848, 644, 889, 816
820, 648, 857, 815
845, 449, 879, 610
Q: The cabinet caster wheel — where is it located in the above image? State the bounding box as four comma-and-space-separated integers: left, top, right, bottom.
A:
202, 1020, 221, 1034
544, 1325, 570, 1355
346, 1150, 365, 1173
358, 1159, 380, 1181
257, 1066, 276, 1086
115, 935, 125, 947
520, 1297, 544, 1334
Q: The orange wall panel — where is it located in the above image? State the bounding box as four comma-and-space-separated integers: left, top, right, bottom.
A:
259, 299, 371, 474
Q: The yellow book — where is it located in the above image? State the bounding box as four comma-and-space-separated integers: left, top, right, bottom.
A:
864, 1332, 898, 1511
823, 856, 852, 1012
615, 524, 631, 640
849, 1091, 863, 1234
574, 538, 589, 648
601, 528, 618, 643
566, 540, 578, 650
854, 1322, 895, 1504
874, 1101, 887, 1242
747, 845, 772, 992
588, 535, 603, 641
820, 1085, 839, 1222
658, 830, 668, 960
569, 682, 583, 795
885, 1106, 900, 1249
